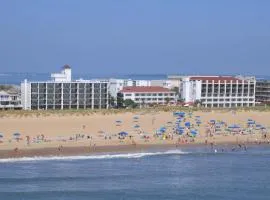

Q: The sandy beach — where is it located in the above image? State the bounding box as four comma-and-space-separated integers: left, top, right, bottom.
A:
0, 109, 269, 158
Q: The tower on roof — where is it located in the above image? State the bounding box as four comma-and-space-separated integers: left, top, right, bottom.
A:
51, 64, 72, 82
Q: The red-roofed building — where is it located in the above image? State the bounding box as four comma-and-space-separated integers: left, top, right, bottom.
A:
180, 76, 256, 108
118, 86, 176, 107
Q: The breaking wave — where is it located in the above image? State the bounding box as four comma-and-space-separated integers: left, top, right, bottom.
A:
0, 149, 188, 163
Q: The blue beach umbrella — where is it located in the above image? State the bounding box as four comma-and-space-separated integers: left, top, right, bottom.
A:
118, 132, 128, 137
228, 124, 240, 129
210, 120, 216, 124
13, 132, 21, 137
134, 125, 140, 129
176, 129, 184, 135
185, 122, 191, 128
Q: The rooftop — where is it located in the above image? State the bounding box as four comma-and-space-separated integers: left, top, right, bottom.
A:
62, 64, 71, 69
119, 86, 173, 93
189, 76, 243, 83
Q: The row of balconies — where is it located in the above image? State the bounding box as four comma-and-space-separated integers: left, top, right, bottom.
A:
203, 103, 254, 107
133, 93, 175, 97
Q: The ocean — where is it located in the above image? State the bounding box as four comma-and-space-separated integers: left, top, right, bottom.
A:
0, 146, 270, 200
1, 72, 270, 85
0, 73, 168, 85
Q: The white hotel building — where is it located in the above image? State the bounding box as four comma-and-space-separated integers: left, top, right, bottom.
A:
118, 86, 176, 106
180, 76, 256, 108
21, 65, 109, 110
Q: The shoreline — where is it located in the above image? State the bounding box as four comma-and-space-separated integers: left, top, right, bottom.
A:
1, 141, 269, 159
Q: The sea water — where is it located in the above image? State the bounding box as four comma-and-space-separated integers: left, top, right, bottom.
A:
0, 146, 270, 200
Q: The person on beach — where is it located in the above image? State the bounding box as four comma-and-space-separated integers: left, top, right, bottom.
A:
26, 136, 30, 146
58, 145, 63, 151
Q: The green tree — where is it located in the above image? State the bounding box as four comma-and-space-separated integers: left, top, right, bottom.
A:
124, 99, 138, 108
108, 93, 116, 108
165, 97, 170, 105
171, 87, 179, 95
194, 99, 202, 107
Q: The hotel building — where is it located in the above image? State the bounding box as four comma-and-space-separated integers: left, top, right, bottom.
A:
21, 65, 109, 110
118, 86, 176, 106
108, 79, 151, 99
255, 80, 270, 104
180, 76, 256, 108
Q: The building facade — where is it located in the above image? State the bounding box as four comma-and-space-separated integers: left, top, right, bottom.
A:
255, 80, 270, 104
0, 90, 21, 109
180, 76, 256, 108
118, 86, 176, 106
21, 66, 109, 110
108, 79, 151, 100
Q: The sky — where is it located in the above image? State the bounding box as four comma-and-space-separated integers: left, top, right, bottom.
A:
0, 0, 270, 76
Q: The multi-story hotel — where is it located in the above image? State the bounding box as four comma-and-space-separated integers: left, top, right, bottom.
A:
255, 80, 270, 104
21, 65, 109, 110
118, 86, 176, 107
180, 76, 256, 108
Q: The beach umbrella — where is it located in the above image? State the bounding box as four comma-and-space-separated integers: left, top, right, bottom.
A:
115, 120, 122, 123
191, 130, 197, 135
210, 120, 215, 124
133, 116, 139, 120
0, 133, 3, 138
118, 132, 128, 137
13, 132, 21, 137
185, 122, 191, 128
176, 129, 184, 135
134, 125, 140, 129
156, 131, 163, 136
159, 127, 166, 133
228, 124, 240, 129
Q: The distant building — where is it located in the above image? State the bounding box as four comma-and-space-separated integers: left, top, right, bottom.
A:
21, 65, 109, 110
255, 80, 270, 104
180, 76, 256, 108
108, 79, 151, 99
118, 86, 176, 107
150, 80, 173, 89
0, 90, 21, 109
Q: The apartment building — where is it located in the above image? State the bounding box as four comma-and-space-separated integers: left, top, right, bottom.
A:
21, 65, 109, 110
180, 76, 256, 108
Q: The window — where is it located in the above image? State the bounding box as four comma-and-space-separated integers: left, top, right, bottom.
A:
125, 93, 132, 97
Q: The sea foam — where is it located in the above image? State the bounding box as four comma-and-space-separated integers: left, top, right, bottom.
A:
0, 149, 188, 163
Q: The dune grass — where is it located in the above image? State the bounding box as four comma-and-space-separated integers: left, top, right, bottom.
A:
0, 105, 270, 118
